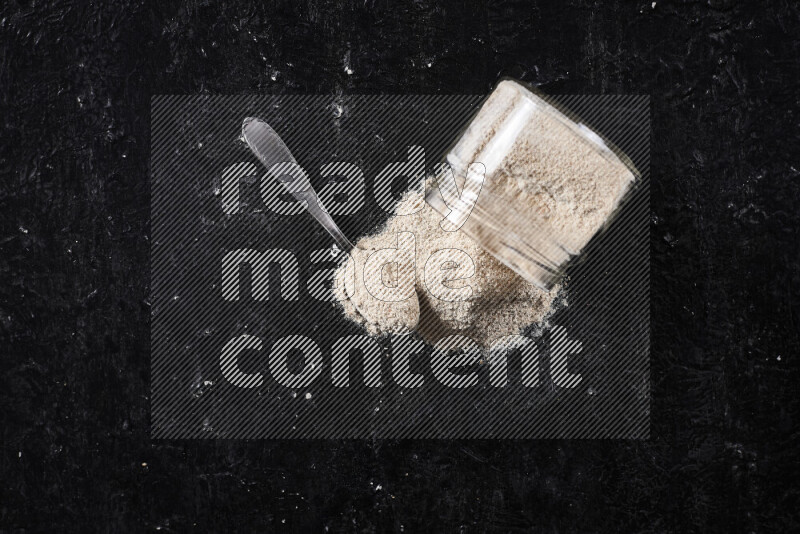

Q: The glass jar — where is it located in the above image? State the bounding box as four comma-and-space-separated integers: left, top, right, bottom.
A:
425, 79, 638, 290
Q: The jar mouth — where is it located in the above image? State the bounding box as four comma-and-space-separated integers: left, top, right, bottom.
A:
424, 179, 573, 291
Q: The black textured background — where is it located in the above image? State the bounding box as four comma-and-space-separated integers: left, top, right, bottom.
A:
1, 0, 798, 532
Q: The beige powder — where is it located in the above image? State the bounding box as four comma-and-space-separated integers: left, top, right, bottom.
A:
333, 186, 561, 348
460, 81, 635, 251
333, 80, 634, 349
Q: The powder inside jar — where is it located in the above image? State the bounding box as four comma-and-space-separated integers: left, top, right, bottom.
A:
451, 81, 635, 252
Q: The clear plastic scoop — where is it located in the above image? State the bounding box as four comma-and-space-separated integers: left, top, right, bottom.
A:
241, 117, 355, 252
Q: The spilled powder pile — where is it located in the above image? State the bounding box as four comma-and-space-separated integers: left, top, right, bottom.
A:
333, 186, 561, 348
333, 80, 634, 349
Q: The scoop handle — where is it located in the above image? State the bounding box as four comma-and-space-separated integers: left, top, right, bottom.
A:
303, 193, 356, 252
242, 117, 355, 251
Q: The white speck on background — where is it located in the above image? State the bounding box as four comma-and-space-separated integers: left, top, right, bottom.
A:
343, 51, 354, 74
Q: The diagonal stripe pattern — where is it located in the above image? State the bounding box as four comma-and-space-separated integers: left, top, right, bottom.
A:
151, 94, 649, 439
